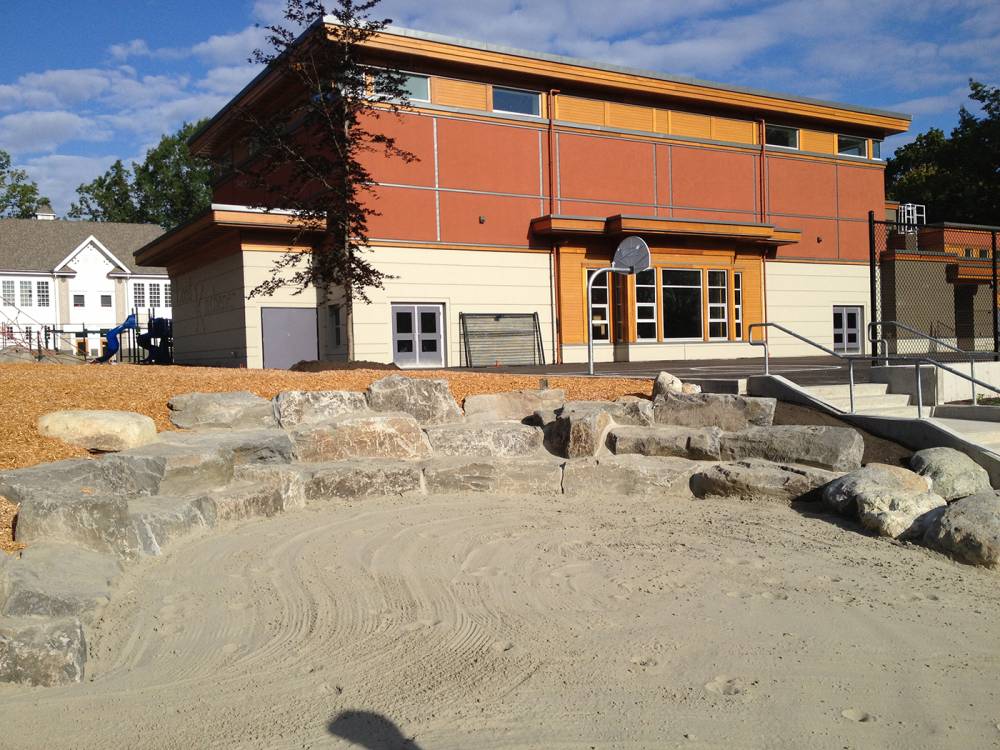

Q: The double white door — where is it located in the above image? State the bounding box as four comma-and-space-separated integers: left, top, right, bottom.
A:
833, 305, 863, 354
391, 303, 444, 367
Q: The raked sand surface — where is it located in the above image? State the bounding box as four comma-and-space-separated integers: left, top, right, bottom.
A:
4, 490, 1000, 749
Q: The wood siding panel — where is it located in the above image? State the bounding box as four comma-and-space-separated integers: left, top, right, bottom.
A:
608, 102, 654, 132
653, 109, 671, 135
432, 77, 489, 110
801, 129, 836, 154
671, 111, 712, 139
556, 96, 606, 126
711, 116, 756, 144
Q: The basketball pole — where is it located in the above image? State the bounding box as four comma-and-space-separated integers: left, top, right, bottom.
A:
587, 266, 615, 376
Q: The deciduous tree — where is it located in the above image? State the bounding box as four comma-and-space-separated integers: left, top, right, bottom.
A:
0, 150, 49, 218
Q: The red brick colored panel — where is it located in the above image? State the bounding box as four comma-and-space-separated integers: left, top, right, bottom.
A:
838, 220, 870, 261
670, 208, 760, 224
357, 110, 436, 187
439, 192, 540, 246
655, 145, 671, 207
558, 200, 655, 218
772, 216, 839, 260
836, 165, 885, 220
437, 119, 543, 196
363, 185, 438, 242
767, 156, 837, 217
671, 146, 757, 211
558, 133, 655, 204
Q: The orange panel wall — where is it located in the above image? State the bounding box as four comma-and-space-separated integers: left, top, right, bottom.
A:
357, 110, 436, 187
439, 192, 540, 246
671, 147, 757, 212
437, 119, 541, 195
364, 185, 438, 242
837, 165, 884, 220
558, 133, 655, 204
767, 156, 838, 217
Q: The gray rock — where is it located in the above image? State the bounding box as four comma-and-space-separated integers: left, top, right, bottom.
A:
233, 463, 315, 511
0, 543, 121, 619
652, 371, 683, 399
0, 617, 86, 686
424, 421, 543, 458
822, 463, 944, 539
607, 425, 722, 460
653, 392, 776, 431
562, 454, 698, 496
273, 390, 368, 428
291, 412, 432, 462
910, 447, 991, 501
463, 389, 565, 422
0, 460, 104, 505
423, 457, 563, 495
128, 496, 217, 556
159, 428, 296, 465
366, 375, 462, 425
690, 460, 840, 505
304, 461, 425, 501
37, 410, 158, 452
720, 425, 864, 472
923, 491, 1000, 567
549, 409, 613, 458
104, 441, 234, 496
168, 391, 277, 430
199, 482, 285, 522
15, 492, 132, 558
560, 400, 652, 426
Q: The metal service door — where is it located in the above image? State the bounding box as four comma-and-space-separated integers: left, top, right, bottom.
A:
833, 305, 863, 355
261, 307, 318, 369
391, 303, 444, 368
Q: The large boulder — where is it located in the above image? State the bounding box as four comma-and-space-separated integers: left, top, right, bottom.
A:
14, 492, 132, 558
549, 409, 613, 458
822, 463, 944, 539
653, 392, 775, 431
463, 389, 565, 422
720, 425, 863, 472
423, 421, 543, 458
0, 617, 86, 686
291, 413, 432, 462
305, 461, 424, 501
0, 458, 157, 504
652, 371, 683, 399
0, 543, 121, 619
365, 375, 462, 425
560, 400, 653, 427
273, 390, 368, 428
199, 482, 285, 522
910, 447, 991, 501
923, 491, 1000, 567
690, 460, 840, 505
607, 425, 722, 461
168, 391, 277, 430
423, 457, 563, 495
128, 496, 217, 556
104, 441, 234, 497
562, 455, 698, 497
158, 428, 296, 465
37, 410, 157, 452
233, 464, 315, 511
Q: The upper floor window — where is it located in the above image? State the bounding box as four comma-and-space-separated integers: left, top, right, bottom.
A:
1, 280, 13, 305
400, 73, 430, 102
837, 134, 867, 157
19, 281, 32, 307
765, 124, 799, 149
871, 139, 882, 160
36, 281, 50, 308
492, 86, 541, 116
100, 294, 113, 308
73, 294, 85, 308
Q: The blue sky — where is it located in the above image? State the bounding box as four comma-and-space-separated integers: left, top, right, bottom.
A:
2, 0, 998, 214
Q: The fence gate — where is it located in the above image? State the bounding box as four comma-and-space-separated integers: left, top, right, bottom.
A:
459, 312, 545, 367
868, 211, 1000, 360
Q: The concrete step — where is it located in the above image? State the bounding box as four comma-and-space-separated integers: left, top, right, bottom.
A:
856, 405, 923, 418
931, 417, 1000, 446
822, 394, 913, 411
803, 383, 890, 399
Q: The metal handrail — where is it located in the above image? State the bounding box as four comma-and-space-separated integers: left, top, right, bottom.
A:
748, 322, 858, 413
868, 319, 984, 402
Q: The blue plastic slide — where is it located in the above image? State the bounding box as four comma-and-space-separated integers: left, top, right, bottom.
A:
92, 313, 138, 363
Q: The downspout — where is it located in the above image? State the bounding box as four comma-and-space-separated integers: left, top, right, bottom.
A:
548, 88, 563, 363
759, 118, 769, 332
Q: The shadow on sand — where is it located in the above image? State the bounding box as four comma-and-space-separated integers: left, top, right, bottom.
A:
327, 710, 425, 749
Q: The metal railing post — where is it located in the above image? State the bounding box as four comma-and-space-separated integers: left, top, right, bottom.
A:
971, 357, 977, 404
848, 359, 856, 413
915, 362, 923, 419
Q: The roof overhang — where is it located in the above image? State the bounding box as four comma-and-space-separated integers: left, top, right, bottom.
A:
530, 214, 802, 246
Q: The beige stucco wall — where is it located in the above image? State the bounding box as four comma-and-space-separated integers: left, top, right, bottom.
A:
349, 246, 556, 367
764, 261, 872, 357
170, 251, 248, 367
56, 277, 70, 325
561, 341, 760, 364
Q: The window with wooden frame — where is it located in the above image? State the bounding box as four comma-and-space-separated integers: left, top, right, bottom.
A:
587, 269, 611, 342
733, 272, 744, 340
661, 269, 703, 340
634, 269, 658, 340
707, 270, 729, 340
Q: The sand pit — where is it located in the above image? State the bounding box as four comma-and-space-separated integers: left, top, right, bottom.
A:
3, 491, 998, 748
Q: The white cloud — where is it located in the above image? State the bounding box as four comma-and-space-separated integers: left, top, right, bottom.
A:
108, 39, 152, 61
15, 153, 121, 215
198, 65, 261, 95
191, 26, 268, 65
0, 111, 109, 154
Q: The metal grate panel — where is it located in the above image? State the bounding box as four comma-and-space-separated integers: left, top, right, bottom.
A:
459, 312, 545, 367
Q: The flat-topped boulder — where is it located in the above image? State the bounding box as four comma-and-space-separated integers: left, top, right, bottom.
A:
559, 399, 653, 426
923, 491, 1000, 567
463, 389, 565, 422
128, 496, 217, 556
653, 392, 775, 431
290, 412, 432, 462
37, 410, 157, 452
822, 463, 944, 539
607, 425, 722, 461
423, 457, 563, 495
365, 375, 462, 425
423, 421, 543, 458
0, 458, 157, 505
563, 454, 698, 496
233, 463, 315, 511
690, 460, 840, 505
104, 440, 235, 496
0, 617, 86, 686
720, 425, 863, 472
272, 390, 368, 428
304, 461, 424, 501
168, 391, 277, 430
198, 482, 285, 522
0, 543, 121, 619
14, 491, 132, 559
910, 447, 991, 501
158, 428, 296, 465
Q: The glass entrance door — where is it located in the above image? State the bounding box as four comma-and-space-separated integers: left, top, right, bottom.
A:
391, 303, 444, 367
833, 305, 863, 354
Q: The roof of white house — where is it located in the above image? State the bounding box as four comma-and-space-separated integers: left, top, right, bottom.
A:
0, 218, 167, 275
